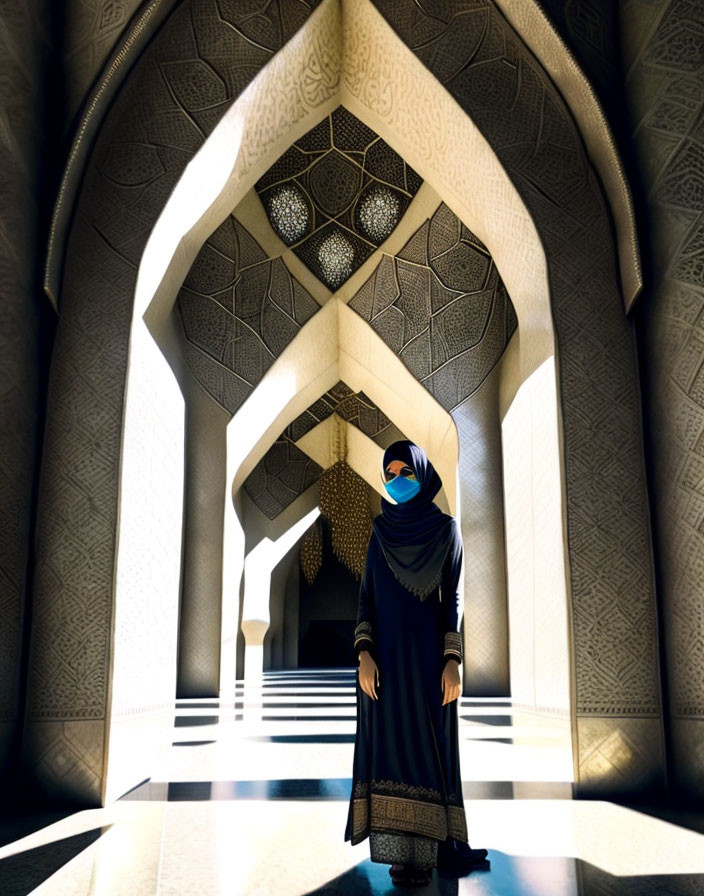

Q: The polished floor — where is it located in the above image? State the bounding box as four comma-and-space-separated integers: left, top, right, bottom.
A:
2, 669, 704, 895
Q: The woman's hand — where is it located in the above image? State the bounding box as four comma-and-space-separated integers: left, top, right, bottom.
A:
441, 658, 461, 705
358, 650, 380, 700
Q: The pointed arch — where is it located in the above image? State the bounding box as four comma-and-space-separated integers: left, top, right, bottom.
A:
26, 0, 662, 805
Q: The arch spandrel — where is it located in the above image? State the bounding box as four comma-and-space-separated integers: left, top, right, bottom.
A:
492, 0, 641, 308
240, 381, 407, 522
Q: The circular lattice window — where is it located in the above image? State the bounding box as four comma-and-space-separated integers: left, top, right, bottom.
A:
267, 185, 310, 244
356, 187, 400, 243
317, 230, 354, 288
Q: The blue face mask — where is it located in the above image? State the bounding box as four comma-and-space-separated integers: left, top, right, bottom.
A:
384, 475, 421, 503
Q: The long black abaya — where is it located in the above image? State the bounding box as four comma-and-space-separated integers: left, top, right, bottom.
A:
344, 442, 467, 868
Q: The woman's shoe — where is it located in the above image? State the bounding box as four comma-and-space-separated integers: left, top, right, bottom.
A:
436, 838, 490, 874
389, 863, 433, 887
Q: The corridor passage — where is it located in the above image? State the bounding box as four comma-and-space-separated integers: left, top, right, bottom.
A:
2, 670, 704, 895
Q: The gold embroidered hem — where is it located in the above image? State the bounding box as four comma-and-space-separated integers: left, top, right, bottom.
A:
350, 792, 467, 845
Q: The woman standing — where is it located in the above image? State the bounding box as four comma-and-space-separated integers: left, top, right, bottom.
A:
344, 440, 489, 887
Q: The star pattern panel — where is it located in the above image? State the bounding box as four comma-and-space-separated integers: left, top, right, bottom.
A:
255, 106, 422, 289
350, 203, 517, 411
177, 216, 320, 414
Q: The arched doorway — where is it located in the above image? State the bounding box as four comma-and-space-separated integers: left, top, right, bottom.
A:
24, 0, 662, 805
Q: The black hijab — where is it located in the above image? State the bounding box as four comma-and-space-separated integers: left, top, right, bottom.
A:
372, 440, 455, 600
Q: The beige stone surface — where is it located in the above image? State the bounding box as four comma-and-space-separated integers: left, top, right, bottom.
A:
453, 364, 510, 695
502, 358, 571, 719
494, 0, 641, 308
108, 318, 184, 803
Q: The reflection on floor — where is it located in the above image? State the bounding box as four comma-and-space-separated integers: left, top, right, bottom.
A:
2, 669, 704, 895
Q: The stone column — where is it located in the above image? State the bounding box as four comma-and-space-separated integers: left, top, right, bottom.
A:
283, 554, 301, 669
622, 0, 704, 797
451, 365, 510, 696
177, 389, 228, 697
241, 507, 320, 680
371, 0, 666, 799
21, 0, 322, 804
0, 0, 54, 786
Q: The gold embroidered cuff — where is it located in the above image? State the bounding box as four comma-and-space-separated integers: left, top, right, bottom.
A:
354, 620, 374, 650
444, 631, 462, 662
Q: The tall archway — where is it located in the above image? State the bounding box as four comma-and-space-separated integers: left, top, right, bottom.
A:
25, 0, 662, 804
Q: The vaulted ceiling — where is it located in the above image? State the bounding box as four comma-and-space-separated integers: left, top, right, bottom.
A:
176, 106, 517, 418
243, 381, 406, 518
254, 106, 422, 288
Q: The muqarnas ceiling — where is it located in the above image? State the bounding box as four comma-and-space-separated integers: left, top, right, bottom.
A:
244, 382, 406, 519
350, 203, 518, 411
255, 106, 422, 289
177, 215, 319, 414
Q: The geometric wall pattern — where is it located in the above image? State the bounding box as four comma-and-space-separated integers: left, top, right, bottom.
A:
538, 0, 621, 119
255, 106, 422, 288
624, 0, 704, 792
0, 0, 54, 782
243, 437, 323, 520
177, 216, 319, 414
24, 0, 324, 801
285, 380, 406, 446
243, 381, 405, 518
350, 203, 517, 410
370, 0, 664, 788
60, 0, 146, 136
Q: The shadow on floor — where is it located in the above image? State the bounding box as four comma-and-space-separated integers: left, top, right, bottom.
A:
0, 826, 107, 896
619, 796, 704, 837
121, 777, 353, 801
302, 850, 704, 896
244, 734, 356, 743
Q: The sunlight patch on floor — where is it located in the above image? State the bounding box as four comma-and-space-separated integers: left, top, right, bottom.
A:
2, 670, 703, 895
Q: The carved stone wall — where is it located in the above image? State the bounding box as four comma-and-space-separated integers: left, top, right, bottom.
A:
539, 0, 621, 116
24, 0, 322, 803
177, 215, 319, 414
0, 0, 54, 786
622, 0, 704, 796
61, 0, 145, 134
350, 202, 517, 411
244, 437, 323, 520
371, 0, 664, 793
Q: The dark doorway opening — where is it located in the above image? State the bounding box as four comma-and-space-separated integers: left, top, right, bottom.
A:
298, 517, 358, 667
